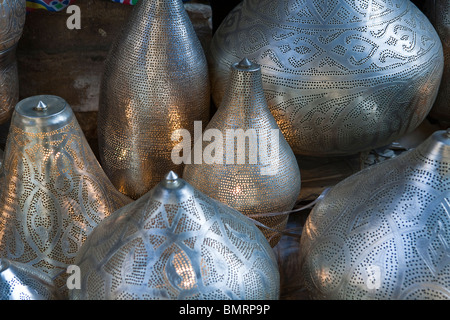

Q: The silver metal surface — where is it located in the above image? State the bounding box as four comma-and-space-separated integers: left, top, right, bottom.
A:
0, 0, 26, 124
70, 171, 280, 300
183, 58, 301, 247
300, 129, 450, 299
427, 0, 450, 123
98, 0, 210, 200
0, 258, 60, 300
0, 95, 132, 293
209, 0, 444, 156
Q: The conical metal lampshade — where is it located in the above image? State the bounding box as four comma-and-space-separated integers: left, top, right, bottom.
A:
0, 95, 132, 292
0, 258, 60, 300
69, 172, 280, 300
209, 0, 444, 156
300, 129, 450, 300
98, 0, 210, 200
183, 58, 301, 247
0, 0, 26, 124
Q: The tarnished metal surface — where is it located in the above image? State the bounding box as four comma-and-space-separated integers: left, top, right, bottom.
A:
98, 0, 210, 200
0, 95, 132, 292
0, 258, 60, 300
183, 58, 301, 247
209, 0, 444, 156
70, 172, 280, 300
300, 129, 450, 299
0, 0, 26, 124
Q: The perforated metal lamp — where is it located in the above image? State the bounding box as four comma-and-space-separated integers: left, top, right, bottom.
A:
70, 171, 280, 300
209, 0, 444, 156
0, 258, 60, 300
97, 0, 210, 200
0, 95, 132, 293
0, 0, 26, 124
300, 129, 450, 300
183, 58, 301, 247
427, 0, 450, 123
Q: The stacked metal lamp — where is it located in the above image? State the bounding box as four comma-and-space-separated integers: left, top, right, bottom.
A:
0, 0, 449, 300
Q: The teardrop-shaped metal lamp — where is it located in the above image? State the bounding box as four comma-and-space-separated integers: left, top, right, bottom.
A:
183, 58, 301, 247
0, 95, 132, 293
98, 0, 210, 200
300, 129, 450, 300
69, 171, 280, 300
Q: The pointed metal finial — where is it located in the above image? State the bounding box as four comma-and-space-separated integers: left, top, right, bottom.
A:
165, 171, 179, 181
34, 101, 48, 112
162, 171, 181, 189
234, 58, 260, 72
238, 58, 253, 68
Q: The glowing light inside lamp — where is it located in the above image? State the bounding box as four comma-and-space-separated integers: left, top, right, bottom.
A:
172, 251, 197, 290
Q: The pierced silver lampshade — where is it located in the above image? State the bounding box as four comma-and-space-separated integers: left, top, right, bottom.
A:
98, 0, 210, 200
0, 258, 60, 300
426, 0, 450, 123
183, 58, 301, 247
0, 0, 26, 124
0, 95, 132, 292
69, 171, 280, 300
209, 0, 444, 156
300, 129, 450, 300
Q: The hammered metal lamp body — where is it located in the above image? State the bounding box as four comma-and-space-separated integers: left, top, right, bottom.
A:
98, 0, 210, 200
183, 59, 301, 247
70, 172, 280, 300
0, 258, 60, 300
209, 0, 444, 156
0, 0, 26, 124
0, 95, 132, 291
300, 130, 450, 299
426, 0, 450, 123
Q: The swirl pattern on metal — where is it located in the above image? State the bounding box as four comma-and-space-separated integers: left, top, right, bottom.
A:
427, 0, 450, 122
0, 96, 132, 291
209, 0, 444, 156
98, 0, 210, 200
0, 58, 19, 124
183, 59, 301, 247
70, 172, 280, 300
300, 130, 450, 299
0, 0, 26, 125
0, 258, 60, 300
0, 0, 26, 51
